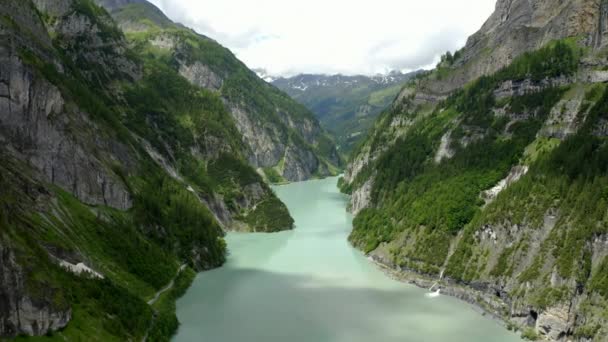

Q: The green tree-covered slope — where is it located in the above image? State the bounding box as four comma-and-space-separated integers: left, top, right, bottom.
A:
0, 0, 298, 339
342, 1, 608, 339
96, 0, 342, 183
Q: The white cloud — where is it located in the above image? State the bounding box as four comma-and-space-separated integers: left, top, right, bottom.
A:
148, 0, 496, 76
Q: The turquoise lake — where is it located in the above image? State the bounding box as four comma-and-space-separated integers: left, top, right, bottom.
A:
173, 177, 520, 342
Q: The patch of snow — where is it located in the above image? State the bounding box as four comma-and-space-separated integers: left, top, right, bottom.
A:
59, 260, 103, 279
434, 131, 455, 163
482, 165, 529, 204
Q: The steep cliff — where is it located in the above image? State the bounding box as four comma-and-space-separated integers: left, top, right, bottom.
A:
343, 0, 608, 340
94, 0, 342, 183
0, 0, 296, 338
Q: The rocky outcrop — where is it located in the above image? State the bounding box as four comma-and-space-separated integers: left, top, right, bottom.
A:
179, 62, 223, 91
0, 3, 133, 210
493, 76, 573, 100
350, 178, 373, 215
39, 0, 141, 83
92, 3, 341, 182
424, 0, 600, 96
434, 130, 455, 164
226, 102, 334, 182
539, 85, 589, 139
228, 104, 284, 168
281, 145, 317, 181
0, 245, 71, 337
536, 305, 572, 340
481, 165, 528, 204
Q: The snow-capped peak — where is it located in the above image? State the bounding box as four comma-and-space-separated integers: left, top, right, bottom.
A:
253, 68, 277, 83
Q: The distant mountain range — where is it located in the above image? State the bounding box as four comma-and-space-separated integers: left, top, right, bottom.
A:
262, 70, 422, 155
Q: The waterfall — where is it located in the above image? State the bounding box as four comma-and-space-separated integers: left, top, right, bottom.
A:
426, 272, 443, 298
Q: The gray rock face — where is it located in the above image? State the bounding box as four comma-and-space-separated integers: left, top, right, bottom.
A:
350, 178, 373, 215
93, 0, 147, 12
179, 61, 223, 91
226, 103, 328, 182
0, 6, 133, 210
395, 0, 602, 100
0, 245, 71, 337
493, 76, 573, 100
228, 104, 285, 167
282, 145, 318, 181
49, 2, 141, 82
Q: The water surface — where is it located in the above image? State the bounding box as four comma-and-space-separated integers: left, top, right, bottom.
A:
174, 177, 520, 342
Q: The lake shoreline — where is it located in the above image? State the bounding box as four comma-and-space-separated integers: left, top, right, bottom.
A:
366, 254, 521, 337
174, 177, 522, 341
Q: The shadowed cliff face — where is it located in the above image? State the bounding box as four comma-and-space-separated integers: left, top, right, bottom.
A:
1, 0, 135, 211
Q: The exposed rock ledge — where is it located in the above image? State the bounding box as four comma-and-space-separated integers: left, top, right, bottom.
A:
366, 252, 571, 341
367, 253, 509, 325
0, 246, 71, 337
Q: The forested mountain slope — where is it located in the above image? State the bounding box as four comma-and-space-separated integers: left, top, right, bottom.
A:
341, 0, 608, 340
95, 0, 342, 183
272, 71, 420, 155
0, 0, 319, 339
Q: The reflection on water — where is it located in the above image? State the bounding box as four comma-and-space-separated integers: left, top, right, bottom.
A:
173, 177, 521, 342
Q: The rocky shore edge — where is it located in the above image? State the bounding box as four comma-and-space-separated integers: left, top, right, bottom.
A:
366, 254, 522, 335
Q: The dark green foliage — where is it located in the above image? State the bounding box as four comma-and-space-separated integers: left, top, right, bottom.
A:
55, 190, 176, 290
70, 277, 153, 338
371, 129, 438, 202
495, 40, 580, 82
350, 41, 578, 267
112, 3, 174, 30
245, 195, 295, 232
350, 208, 394, 253
0, 158, 167, 340
147, 268, 196, 341
574, 324, 602, 340
263, 167, 284, 184
337, 176, 351, 194
447, 84, 608, 293
208, 153, 263, 189
124, 60, 240, 159
134, 174, 226, 267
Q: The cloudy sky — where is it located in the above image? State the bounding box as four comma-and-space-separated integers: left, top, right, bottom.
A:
148, 0, 497, 76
